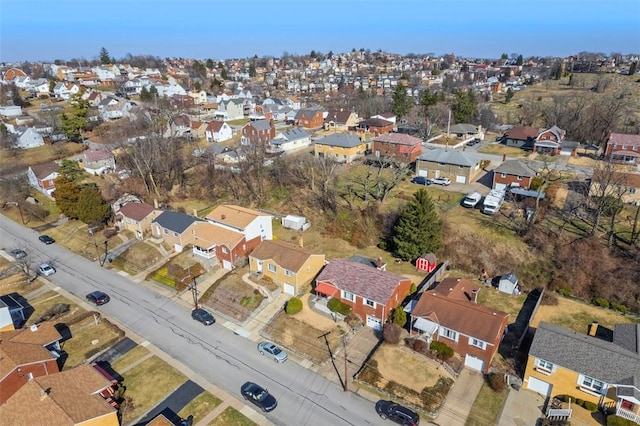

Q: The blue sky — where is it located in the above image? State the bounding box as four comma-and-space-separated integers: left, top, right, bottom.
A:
1, 0, 639, 63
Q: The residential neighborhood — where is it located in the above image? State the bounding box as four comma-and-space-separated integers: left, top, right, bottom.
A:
1, 22, 640, 426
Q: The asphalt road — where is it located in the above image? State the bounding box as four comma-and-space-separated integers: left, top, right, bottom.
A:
0, 215, 383, 426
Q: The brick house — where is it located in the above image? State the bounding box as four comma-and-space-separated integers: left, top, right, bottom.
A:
409, 278, 509, 373
115, 202, 159, 239
295, 109, 324, 129
27, 161, 59, 196
151, 210, 203, 253
314, 133, 366, 163
314, 259, 412, 330
372, 133, 423, 163
604, 132, 640, 165
492, 159, 537, 190
0, 322, 62, 403
357, 118, 394, 136
415, 149, 482, 184
533, 125, 566, 155
249, 240, 326, 296
241, 119, 276, 146
191, 221, 246, 270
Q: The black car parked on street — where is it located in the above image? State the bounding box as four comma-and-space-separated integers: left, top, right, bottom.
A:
375, 400, 420, 425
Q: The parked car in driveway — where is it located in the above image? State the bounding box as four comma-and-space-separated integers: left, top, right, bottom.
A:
86, 291, 110, 306
240, 381, 277, 412
411, 176, 432, 186
375, 400, 420, 425
432, 177, 451, 186
38, 263, 56, 276
39, 235, 55, 244
191, 308, 215, 325
10, 249, 27, 259
257, 341, 288, 363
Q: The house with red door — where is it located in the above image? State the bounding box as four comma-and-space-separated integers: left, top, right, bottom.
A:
295, 109, 324, 129
0, 322, 62, 403
410, 278, 509, 373
372, 133, 423, 163
27, 161, 59, 196
492, 159, 537, 190
604, 132, 640, 165
241, 119, 276, 146
314, 258, 412, 330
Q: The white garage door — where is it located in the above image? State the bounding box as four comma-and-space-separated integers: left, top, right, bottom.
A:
456, 175, 466, 184
418, 169, 428, 177
464, 354, 485, 372
284, 283, 295, 295
494, 182, 507, 191
222, 260, 232, 270
366, 315, 382, 330
528, 376, 552, 397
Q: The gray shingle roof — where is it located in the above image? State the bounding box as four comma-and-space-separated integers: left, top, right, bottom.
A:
449, 123, 477, 134
152, 211, 202, 233
247, 119, 272, 131
281, 128, 309, 141
315, 133, 362, 148
529, 322, 640, 388
493, 160, 537, 177
417, 149, 481, 167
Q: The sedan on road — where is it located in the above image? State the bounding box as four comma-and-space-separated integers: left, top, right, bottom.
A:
375, 400, 420, 425
257, 341, 288, 363
38, 263, 56, 276
86, 291, 110, 306
240, 381, 277, 412
39, 235, 55, 244
191, 308, 215, 325
9, 249, 27, 259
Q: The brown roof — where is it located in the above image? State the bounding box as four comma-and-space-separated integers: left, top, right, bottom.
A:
29, 161, 59, 180
83, 149, 113, 162
374, 133, 423, 146
591, 170, 640, 188
250, 240, 322, 273
504, 126, 538, 141
118, 202, 156, 221
191, 222, 245, 249
358, 118, 393, 127
325, 110, 354, 124
412, 278, 509, 344
207, 120, 225, 132
7, 322, 62, 346
608, 133, 640, 147
205, 205, 270, 230
315, 259, 409, 305
0, 365, 116, 425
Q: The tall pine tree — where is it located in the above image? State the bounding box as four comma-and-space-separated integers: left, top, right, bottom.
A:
391, 82, 412, 120
393, 189, 443, 261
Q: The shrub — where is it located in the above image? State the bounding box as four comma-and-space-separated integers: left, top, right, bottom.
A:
610, 302, 628, 314
383, 323, 403, 344
430, 341, 454, 360
358, 359, 381, 385
556, 286, 573, 297
285, 297, 303, 315
410, 282, 418, 294
327, 297, 352, 316
607, 415, 638, 426
576, 398, 584, 406
583, 400, 598, 411
104, 228, 118, 238
391, 307, 407, 327
413, 339, 426, 353
488, 373, 506, 393
542, 291, 559, 305
377, 241, 388, 250
592, 297, 610, 308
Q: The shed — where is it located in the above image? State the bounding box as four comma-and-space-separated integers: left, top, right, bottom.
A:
281, 215, 310, 232
492, 273, 521, 295
416, 253, 437, 273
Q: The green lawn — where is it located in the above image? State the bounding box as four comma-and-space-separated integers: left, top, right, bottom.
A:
111, 345, 151, 372
208, 407, 256, 426
465, 382, 508, 426
477, 144, 528, 157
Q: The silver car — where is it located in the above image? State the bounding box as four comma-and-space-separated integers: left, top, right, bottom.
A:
38, 263, 56, 276
257, 341, 288, 363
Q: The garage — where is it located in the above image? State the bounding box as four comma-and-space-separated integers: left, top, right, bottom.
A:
527, 376, 552, 397
456, 175, 467, 184
222, 260, 232, 270
283, 283, 295, 295
366, 315, 382, 330
464, 354, 485, 372
417, 170, 428, 177
494, 182, 507, 191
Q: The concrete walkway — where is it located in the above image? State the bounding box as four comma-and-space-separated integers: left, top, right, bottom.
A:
436, 369, 485, 426
497, 387, 545, 426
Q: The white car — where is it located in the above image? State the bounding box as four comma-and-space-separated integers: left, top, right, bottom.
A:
38, 263, 56, 276
257, 341, 288, 363
432, 177, 451, 186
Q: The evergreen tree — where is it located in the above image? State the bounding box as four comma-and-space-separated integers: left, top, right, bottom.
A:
505, 87, 514, 103
516, 54, 524, 66
140, 86, 151, 101
628, 62, 637, 76
76, 185, 111, 224
205, 58, 214, 69
58, 159, 85, 182
149, 85, 158, 100
393, 189, 443, 261
220, 68, 228, 80
501, 53, 508, 60
60, 91, 90, 141
451, 90, 478, 124
391, 307, 407, 327
391, 82, 412, 120
99, 47, 111, 65
53, 174, 80, 219
248, 63, 256, 77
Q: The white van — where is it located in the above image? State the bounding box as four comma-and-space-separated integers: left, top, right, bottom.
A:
462, 192, 482, 208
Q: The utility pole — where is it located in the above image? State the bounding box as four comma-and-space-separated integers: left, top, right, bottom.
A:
343, 336, 348, 392
101, 240, 108, 267
188, 276, 200, 309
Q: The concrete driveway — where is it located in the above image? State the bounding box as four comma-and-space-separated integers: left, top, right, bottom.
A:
436, 369, 485, 425
498, 387, 545, 426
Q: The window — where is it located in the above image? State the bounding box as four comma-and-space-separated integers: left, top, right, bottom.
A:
470, 338, 486, 349
501, 173, 507, 178
365, 299, 375, 308
173, 232, 178, 237
268, 264, 276, 273
342, 291, 355, 302
221, 246, 228, 254
285, 269, 292, 277
163, 228, 168, 234
535, 358, 554, 373
440, 327, 458, 342
579, 375, 604, 393
517, 175, 523, 180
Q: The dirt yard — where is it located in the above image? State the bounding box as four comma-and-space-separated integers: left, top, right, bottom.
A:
296, 293, 341, 331
202, 268, 264, 322
374, 344, 444, 393
531, 296, 637, 333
